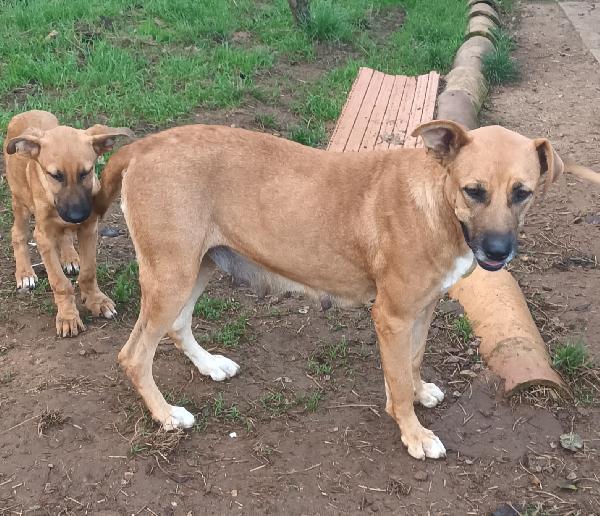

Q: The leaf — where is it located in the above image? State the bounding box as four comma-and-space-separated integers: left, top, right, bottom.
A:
560, 432, 583, 452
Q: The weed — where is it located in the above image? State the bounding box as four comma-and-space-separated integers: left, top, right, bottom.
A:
37, 408, 66, 437
213, 315, 248, 348
552, 341, 590, 378
212, 393, 225, 417
303, 389, 323, 412
452, 315, 473, 343
308, 337, 348, 376
112, 261, 139, 306
0, 177, 12, 233
304, 0, 353, 42
260, 390, 293, 416
289, 122, 327, 147
483, 29, 519, 85
41, 299, 57, 315
193, 295, 238, 320
34, 277, 50, 293
254, 113, 277, 130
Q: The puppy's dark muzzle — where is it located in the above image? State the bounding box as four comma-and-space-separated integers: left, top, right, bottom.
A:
57, 202, 92, 224
460, 225, 517, 272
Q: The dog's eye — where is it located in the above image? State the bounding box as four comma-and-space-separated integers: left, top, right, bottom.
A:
49, 171, 65, 182
79, 170, 90, 181
462, 186, 487, 203
512, 187, 533, 203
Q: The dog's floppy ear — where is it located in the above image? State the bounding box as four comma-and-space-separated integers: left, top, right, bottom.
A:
86, 125, 135, 155
411, 119, 472, 160
534, 138, 563, 190
6, 129, 44, 158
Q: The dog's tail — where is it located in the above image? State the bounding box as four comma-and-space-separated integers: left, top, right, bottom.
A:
94, 146, 134, 217
564, 160, 600, 186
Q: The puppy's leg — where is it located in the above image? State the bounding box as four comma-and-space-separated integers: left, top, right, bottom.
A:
118, 262, 197, 430
411, 301, 444, 408
372, 291, 445, 460
34, 224, 84, 337
11, 197, 37, 290
168, 257, 240, 381
60, 229, 80, 276
77, 219, 116, 319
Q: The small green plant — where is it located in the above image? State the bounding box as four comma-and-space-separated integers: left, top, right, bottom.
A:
308, 359, 333, 376
304, 389, 323, 412
34, 277, 50, 293
212, 393, 226, 417
254, 113, 277, 130
260, 390, 293, 416
193, 295, 238, 320
553, 341, 589, 378
452, 315, 473, 343
483, 29, 520, 85
303, 0, 353, 42
308, 337, 348, 376
213, 315, 248, 348
289, 122, 327, 147
112, 261, 139, 305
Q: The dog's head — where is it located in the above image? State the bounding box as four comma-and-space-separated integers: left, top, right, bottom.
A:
6, 124, 134, 224
413, 120, 563, 271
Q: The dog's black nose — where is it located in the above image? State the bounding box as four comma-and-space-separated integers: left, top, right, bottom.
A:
481, 233, 515, 261
59, 204, 91, 224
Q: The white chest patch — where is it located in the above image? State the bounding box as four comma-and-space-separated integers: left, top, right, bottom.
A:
440, 251, 475, 293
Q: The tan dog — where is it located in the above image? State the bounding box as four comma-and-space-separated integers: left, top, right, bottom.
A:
564, 161, 600, 185
95, 120, 562, 460
3, 110, 133, 337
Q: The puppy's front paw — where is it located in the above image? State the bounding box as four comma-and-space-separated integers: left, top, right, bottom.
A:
16, 271, 38, 291
83, 291, 117, 319
415, 382, 444, 408
162, 406, 195, 431
401, 426, 446, 460
62, 261, 80, 276
60, 249, 80, 276
56, 311, 86, 338
193, 353, 240, 381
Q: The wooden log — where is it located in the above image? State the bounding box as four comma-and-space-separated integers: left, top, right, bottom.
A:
453, 35, 495, 69
466, 14, 499, 41
469, 2, 501, 25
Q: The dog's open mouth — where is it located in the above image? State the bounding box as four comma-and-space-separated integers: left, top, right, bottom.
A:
476, 258, 506, 272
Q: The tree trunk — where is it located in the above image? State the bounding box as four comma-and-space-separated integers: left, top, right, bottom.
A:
288, 0, 311, 26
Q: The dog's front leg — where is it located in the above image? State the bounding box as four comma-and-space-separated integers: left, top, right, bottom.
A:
34, 224, 85, 337
11, 197, 37, 290
77, 219, 117, 319
372, 296, 446, 460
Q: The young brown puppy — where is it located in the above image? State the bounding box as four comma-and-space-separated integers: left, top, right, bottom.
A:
96, 120, 562, 460
4, 110, 133, 337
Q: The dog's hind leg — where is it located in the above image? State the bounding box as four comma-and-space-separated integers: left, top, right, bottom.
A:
411, 301, 444, 408
11, 196, 37, 290
60, 228, 79, 275
118, 258, 211, 430
168, 257, 240, 381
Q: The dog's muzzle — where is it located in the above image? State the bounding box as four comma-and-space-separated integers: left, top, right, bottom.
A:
460, 224, 516, 272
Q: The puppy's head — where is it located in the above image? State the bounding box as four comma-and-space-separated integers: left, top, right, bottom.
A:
6, 124, 134, 224
412, 120, 563, 271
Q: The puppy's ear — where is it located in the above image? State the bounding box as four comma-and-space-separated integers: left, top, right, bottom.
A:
534, 138, 563, 190
86, 125, 135, 155
6, 129, 44, 158
411, 120, 472, 160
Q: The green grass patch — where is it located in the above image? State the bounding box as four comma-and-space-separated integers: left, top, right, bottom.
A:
483, 29, 520, 85
308, 337, 348, 377
212, 315, 248, 348
303, 389, 324, 412
452, 315, 473, 343
193, 295, 238, 320
0, 177, 12, 234
552, 341, 590, 378
112, 261, 140, 306
260, 389, 295, 417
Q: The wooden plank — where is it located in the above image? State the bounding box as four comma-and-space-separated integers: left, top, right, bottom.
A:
327, 67, 374, 152
374, 75, 407, 150
403, 73, 429, 149
344, 70, 386, 152
415, 71, 440, 148
388, 76, 416, 149
358, 73, 395, 152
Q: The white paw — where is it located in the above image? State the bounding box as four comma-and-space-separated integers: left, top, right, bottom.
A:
17, 275, 37, 291
162, 406, 195, 431
63, 262, 80, 275
193, 354, 240, 382
101, 305, 118, 319
402, 429, 446, 460
416, 382, 444, 408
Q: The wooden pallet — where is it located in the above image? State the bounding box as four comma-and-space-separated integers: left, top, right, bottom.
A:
328, 67, 439, 152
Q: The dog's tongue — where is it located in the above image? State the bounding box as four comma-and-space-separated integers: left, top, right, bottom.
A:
482, 259, 504, 268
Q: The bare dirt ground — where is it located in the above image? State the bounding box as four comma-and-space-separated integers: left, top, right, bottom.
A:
1, 2, 599, 515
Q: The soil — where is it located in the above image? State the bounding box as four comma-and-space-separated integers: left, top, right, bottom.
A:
1, 2, 600, 515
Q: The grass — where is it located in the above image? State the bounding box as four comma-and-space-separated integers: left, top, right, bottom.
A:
303, 389, 324, 412
260, 390, 294, 417
452, 315, 473, 343
193, 295, 238, 320
111, 261, 140, 306
308, 338, 348, 377
483, 28, 520, 85
0, 0, 467, 148
212, 315, 248, 348
552, 340, 590, 378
